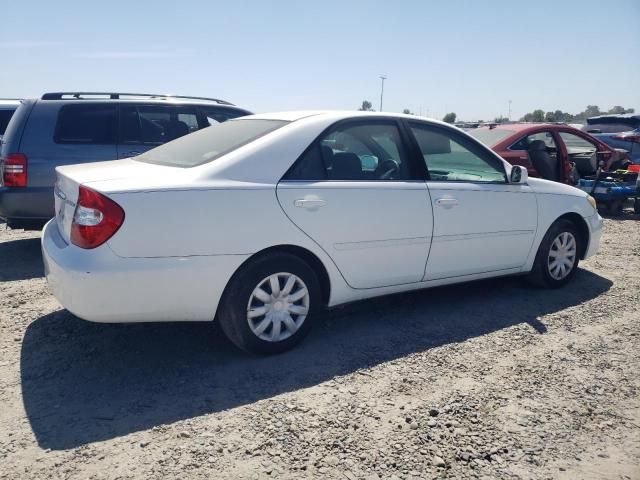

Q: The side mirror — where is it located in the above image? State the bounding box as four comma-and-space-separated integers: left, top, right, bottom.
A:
510, 165, 528, 184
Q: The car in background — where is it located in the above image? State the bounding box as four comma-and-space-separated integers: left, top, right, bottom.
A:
0, 99, 21, 142
42, 111, 602, 354
0, 92, 252, 229
467, 123, 625, 184
583, 114, 640, 163
595, 128, 640, 163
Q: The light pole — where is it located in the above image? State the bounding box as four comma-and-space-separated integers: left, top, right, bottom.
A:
379, 75, 387, 112
508, 100, 512, 121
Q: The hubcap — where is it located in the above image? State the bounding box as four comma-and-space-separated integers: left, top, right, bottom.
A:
247, 272, 310, 342
548, 232, 577, 280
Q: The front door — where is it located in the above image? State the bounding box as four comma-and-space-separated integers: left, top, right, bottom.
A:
277, 120, 433, 289
407, 121, 538, 280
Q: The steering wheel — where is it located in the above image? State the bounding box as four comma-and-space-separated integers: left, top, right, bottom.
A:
379, 159, 400, 180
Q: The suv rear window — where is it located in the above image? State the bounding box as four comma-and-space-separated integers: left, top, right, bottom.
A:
55, 104, 117, 144
136, 119, 288, 168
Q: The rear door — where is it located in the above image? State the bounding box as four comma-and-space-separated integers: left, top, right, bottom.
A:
117, 104, 200, 158
407, 121, 538, 280
277, 119, 433, 289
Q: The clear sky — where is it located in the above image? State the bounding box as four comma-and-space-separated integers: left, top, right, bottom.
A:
1, 0, 639, 121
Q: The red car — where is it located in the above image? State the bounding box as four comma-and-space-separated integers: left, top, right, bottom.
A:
467, 123, 625, 184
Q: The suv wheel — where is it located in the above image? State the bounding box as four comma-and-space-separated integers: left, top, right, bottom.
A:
217, 253, 320, 354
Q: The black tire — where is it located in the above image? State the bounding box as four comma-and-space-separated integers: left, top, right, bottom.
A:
634, 198, 640, 214
217, 253, 321, 355
527, 219, 581, 289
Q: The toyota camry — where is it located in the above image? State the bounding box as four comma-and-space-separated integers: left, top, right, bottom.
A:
42, 111, 603, 354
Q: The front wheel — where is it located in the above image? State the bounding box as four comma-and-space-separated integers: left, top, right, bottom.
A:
217, 253, 321, 354
527, 219, 581, 288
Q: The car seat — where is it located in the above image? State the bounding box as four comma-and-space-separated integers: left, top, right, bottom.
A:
330, 152, 362, 180
527, 140, 558, 181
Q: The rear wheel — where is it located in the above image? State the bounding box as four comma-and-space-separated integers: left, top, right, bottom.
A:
527, 219, 581, 288
217, 253, 321, 354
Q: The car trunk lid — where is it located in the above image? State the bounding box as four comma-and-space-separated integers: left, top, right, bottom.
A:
53, 158, 183, 244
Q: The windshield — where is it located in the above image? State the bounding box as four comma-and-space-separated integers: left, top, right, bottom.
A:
467, 128, 514, 147
136, 119, 288, 168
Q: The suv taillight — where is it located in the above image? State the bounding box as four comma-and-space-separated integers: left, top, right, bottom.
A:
71, 186, 125, 249
2, 153, 27, 187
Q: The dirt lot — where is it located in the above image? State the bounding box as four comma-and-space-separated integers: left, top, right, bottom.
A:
1, 212, 639, 480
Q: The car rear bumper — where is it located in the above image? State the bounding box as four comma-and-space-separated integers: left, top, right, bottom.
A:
42, 219, 248, 323
0, 186, 54, 227
584, 212, 603, 259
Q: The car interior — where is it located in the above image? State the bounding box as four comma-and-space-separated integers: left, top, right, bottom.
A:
527, 139, 559, 181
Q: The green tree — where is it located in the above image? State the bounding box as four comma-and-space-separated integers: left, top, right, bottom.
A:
544, 111, 557, 122
584, 105, 601, 117
494, 116, 509, 123
358, 100, 374, 111
402, 108, 414, 115
531, 109, 545, 122
442, 112, 456, 123
608, 106, 635, 114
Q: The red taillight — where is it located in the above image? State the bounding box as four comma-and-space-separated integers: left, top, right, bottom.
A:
611, 134, 640, 143
2, 153, 27, 187
70, 186, 125, 249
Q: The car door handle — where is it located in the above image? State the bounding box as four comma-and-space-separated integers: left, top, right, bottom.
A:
435, 197, 459, 208
294, 199, 327, 209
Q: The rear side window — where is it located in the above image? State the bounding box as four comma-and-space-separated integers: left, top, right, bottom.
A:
120, 105, 199, 145
55, 104, 117, 144
0, 109, 16, 135
136, 119, 288, 168
285, 121, 414, 181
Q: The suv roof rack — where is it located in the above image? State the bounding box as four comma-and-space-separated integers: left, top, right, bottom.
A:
41, 92, 235, 106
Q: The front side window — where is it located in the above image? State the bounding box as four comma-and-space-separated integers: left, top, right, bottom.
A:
558, 131, 597, 154
120, 105, 199, 145
55, 104, 117, 144
410, 123, 505, 183
285, 122, 413, 181
137, 118, 287, 168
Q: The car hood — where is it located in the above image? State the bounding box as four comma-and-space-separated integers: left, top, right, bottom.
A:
527, 177, 588, 198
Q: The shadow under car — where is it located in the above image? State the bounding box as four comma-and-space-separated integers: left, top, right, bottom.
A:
20, 269, 612, 450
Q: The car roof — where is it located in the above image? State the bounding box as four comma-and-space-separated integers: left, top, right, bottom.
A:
34, 92, 248, 110
245, 110, 453, 127
474, 123, 562, 133
0, 99, 22, 108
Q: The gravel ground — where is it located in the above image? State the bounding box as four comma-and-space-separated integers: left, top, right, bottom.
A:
1, 212, 639, 480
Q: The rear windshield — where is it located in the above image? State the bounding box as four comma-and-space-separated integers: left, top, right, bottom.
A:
136, 119, 288, 167
466, 128, 514, 147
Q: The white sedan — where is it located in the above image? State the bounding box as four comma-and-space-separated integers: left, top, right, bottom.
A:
42, 111, 603, 354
